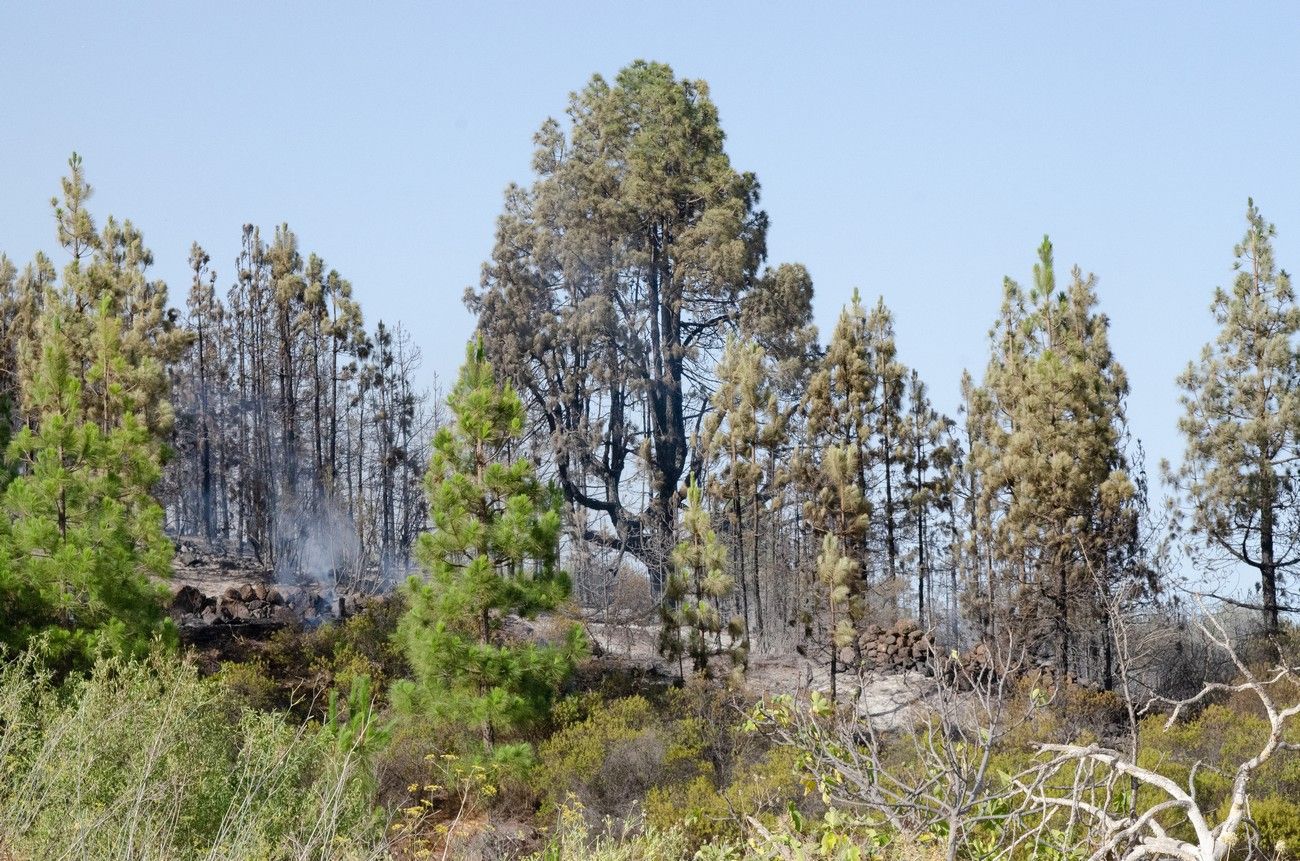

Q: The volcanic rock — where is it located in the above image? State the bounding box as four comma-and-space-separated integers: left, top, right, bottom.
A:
172, 585, 207, 614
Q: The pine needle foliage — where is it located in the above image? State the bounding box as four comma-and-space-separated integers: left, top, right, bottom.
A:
702, 336, 786, 650
659, 477, 744, 680
394, 339, 584, 771
1170, 200, 1300, 635
0, 303, 174, 671
967, 237, 1141, 675
815, 532, 858, 703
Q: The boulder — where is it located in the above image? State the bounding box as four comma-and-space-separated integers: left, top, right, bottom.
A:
172, 585, 207, 614
223, 601, 252, 622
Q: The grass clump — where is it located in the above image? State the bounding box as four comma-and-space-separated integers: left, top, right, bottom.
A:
0, 649, 389, 860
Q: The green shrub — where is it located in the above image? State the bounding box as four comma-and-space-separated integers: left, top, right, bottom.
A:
529, 801, 938, 861
536, 686, 802, 852
1136, 702, 1300, 856
534, 695, 665, 821
528, 803, 690, 861
0, 649, 389, 860
1248, 795, 1300, 859
215, 658, 281, 711
251, 595, 408, 715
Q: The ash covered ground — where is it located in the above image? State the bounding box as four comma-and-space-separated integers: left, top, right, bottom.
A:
164, 536, 394, 636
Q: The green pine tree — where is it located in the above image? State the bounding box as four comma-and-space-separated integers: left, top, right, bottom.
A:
44, 153, 184, 439
815, 532, 858, 703
865, 298, 907, 588
797, 294, 877, 684
0, 254, 18, 479
899, 369, 956, 627
800, 291, 876, 581
393, 340, 585, 771
472, 61, 790, 599
702, 336, 780, 649
0, 301, 174, 670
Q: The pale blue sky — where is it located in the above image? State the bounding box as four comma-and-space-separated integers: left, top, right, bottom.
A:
4, 3, 1300, 534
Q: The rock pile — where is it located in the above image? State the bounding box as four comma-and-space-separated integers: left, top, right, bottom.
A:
171, 580, 360, 627
171, 582, 294, 626
948, 640, 995, 675
933, 643, 1102, 692
933, 641, 999, 687
860, 619, 934, 673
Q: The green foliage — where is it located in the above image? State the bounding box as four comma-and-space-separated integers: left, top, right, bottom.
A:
644, 745, 804, 850
660, 478, 744, 678
45, 154, 185, 437
742, 807, 909, 861
0, 254, 19, 472
1244, 796, 1300, 859
534, 695, 665, 819
966, 237, 1142, 668
801, 292, 876, 548
536, 685, 799, 852
1139, 704, 1300, 855
529, 804, 691, 861
701, 335, 787, 653
0, 305, 174, 671
472, 60, 793, 596
815, 532, 859, 701
529, 800, 937, 861
0, 650, 388, 860
1170, 200, 1300, 634
393, 339, 585, 772
241, 595, 409, 714
215, 658, 283, 711
0, 155, 182, 674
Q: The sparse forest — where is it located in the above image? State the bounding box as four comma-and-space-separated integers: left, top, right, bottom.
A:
2, 58, 1300, 861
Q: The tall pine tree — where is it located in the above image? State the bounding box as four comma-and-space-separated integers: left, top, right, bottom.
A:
0, 300, 174, 670
394, 340, 584, 769
1171, 200, 1300, 635
471, 61, 803, 596
968, 238, 1140, 678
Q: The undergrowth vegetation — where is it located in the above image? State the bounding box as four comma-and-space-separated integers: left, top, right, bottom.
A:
2, 626, 1299, 860
0, 649, 388, 860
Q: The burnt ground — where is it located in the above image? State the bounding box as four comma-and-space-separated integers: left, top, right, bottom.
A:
164, 538, 943, 730
164, 537, 381, 656
582, 618, 937, 730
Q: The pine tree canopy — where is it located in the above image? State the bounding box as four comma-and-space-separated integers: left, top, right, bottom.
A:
658, 476, 743, 680
0, 304, 174, 670
394, 339, 585, 770
1171, 200, 1300, 634
966, 237, 1142, 672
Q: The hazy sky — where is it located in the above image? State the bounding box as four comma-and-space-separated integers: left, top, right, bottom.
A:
4, 3, 1300, 534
